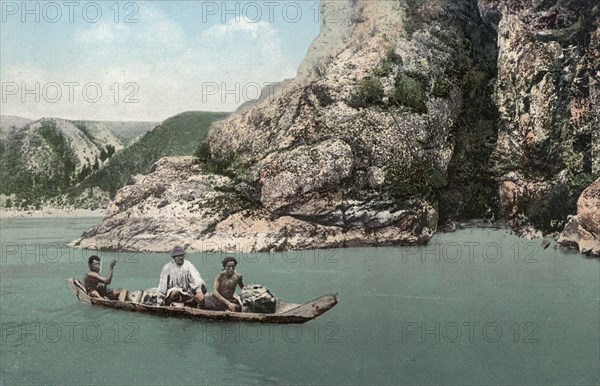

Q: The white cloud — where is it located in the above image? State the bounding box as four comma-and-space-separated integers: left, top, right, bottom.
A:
76, 22, 128, 44
75, 5, 184, 56
202, 17, 276, 38
138, 6, 184, 47
2, 5, 300, 121
197, 18, 295, 81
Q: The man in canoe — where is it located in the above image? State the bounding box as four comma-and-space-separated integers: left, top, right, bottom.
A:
83, 255, 127, 301
157, 246, 207, 307
204, 257, 244, 312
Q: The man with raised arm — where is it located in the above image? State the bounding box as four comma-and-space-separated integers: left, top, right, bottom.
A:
83, 255, 127, 301
157, 246, 207, 307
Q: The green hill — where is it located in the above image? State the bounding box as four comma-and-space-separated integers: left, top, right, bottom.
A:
0, 120, 77, 205
0, 117, 156, 209
70, 111, 230, 200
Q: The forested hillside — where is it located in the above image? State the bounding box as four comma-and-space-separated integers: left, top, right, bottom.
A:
0, 117, 156, 208
0, 112, 228, 209
66, 111, 230, 206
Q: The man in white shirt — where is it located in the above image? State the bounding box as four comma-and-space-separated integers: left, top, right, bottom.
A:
158, 246, 207, 307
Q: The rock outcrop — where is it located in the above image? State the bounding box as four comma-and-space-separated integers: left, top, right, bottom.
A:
575, 177, 600, 256
72, 0, 600, 255
557, 177, 600, 256
478, 0, 600, 233
71, 156, 436, 252
71, 157, 251, 251
74, 0, 494, 252
556, 215, 579, 249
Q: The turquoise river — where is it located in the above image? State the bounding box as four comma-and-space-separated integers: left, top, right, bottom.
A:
0, 217, 598, 384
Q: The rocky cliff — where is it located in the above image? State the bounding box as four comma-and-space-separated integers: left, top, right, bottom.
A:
72, 0, 600, 254
478, 0, 600, 234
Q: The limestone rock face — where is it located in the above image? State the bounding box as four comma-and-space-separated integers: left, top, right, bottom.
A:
556, 215, 579, 249
191, 203, 437, 253
204, 0, 491, 240
258, 139, 354, 212
70, 157, 250, 252
74, 0, 599, 254
577, 177, 600, 256
498, 172, 549, 217
70, 156, 437, 252
478, 0, 600, 222
74, 0, 491, 252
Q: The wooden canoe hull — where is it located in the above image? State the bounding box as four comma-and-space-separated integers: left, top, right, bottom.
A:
66, 278, 338, 324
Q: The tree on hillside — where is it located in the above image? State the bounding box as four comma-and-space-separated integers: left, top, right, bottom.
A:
106, 144, 115, 158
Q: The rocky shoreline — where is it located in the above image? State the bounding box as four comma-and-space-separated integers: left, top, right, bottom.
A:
69, 157, 436, 253
66, 154, 596, 255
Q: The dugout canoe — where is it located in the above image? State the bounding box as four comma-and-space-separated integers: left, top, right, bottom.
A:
66, 278, 338, 324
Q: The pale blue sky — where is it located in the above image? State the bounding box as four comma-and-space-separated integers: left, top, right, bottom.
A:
0, 1, 321, 121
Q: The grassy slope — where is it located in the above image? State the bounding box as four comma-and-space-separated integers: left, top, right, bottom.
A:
70, 111, 230, 198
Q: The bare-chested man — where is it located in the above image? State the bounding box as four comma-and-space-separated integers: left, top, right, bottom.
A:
83, 255, 127, 301
204, 257, 244, 312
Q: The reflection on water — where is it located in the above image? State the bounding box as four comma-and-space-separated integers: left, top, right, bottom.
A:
0, 218, 598, 384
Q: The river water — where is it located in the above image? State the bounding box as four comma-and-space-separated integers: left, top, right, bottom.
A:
0, 217, 598, 385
